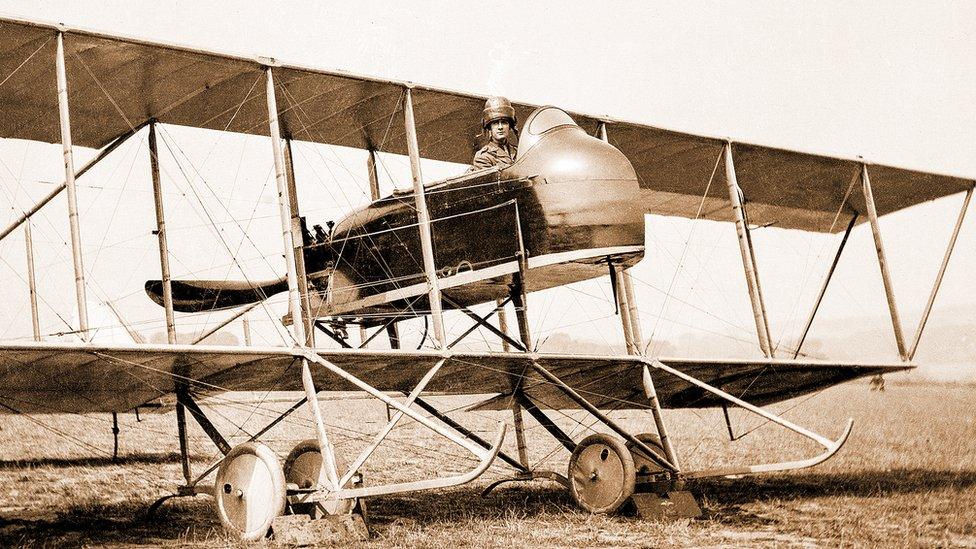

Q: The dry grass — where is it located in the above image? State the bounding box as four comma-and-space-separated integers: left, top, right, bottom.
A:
1, 379, 974, 547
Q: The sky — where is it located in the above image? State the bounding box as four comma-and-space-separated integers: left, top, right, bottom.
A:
0, 1, 974, 365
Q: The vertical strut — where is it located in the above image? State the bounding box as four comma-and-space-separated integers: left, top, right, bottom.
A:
509, 207, 536, 467
621, 271, 644, 352
385, 323, 399, 421
386, 323, 400, 349
794, 213, 858, 358
497, 300, 512, 353
511, 204, 533, 350
55, 32, 89, 340
174, 386, 192, 483
724, 143, 772, 357
613, 265, 637, 354
403, 87, 446, 348
265, 67, 340, 489
861, 164, 908, 360
743, 218, 774, 355
149, 121, 176, 345
242, 315, 252, 346
285, 138, 315, 344
24, 222, 40, 341
111, 411, 120, 460
366, 149, 381, 201
909, 184, 974, 360
497, 298, 529, 468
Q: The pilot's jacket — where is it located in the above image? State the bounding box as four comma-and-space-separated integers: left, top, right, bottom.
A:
471, 140, 517, 170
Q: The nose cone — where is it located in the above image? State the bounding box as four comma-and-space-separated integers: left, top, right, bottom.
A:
516, 107, 638, 187
511, 107, 644, 257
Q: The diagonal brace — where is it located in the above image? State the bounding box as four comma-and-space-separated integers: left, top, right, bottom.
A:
176, 386, 231, 456
515, 393, 576, 453
414, 396, 528, 472
442, 294, 525, 351
909, 184, 974, 360
314, 320, 352, 349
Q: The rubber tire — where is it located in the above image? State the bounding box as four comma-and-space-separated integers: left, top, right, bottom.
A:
283, 439, 355, 517
213, 442, 286, 541
568, 433, 636, 514
625, 432, 667, 476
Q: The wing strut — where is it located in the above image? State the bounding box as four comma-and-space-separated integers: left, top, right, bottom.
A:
725, 143, 773, 357
24, 221, 40, 341
862, 164, 908, 360
56, 32, 90, 340
404, 87, 447, 346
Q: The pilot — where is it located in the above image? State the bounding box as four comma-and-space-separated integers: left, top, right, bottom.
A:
471, 96, 518, 170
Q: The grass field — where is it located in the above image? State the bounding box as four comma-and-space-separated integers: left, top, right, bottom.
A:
1, 379, 974, 547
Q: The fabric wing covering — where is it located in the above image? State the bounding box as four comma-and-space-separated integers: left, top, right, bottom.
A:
0, 16, 971, 233
0, 342, 909, 414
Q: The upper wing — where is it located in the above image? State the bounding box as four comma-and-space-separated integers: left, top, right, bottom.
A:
0, 341, 909, 414
606, 126, 975, 233
0, 16, 971, 234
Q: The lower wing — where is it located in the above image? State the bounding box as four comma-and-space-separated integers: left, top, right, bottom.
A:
0, 342, 910, 414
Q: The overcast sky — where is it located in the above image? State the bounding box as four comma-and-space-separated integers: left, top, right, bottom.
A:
0, 1, 973, 362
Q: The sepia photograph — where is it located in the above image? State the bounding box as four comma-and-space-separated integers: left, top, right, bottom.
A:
0, 2, 973, 546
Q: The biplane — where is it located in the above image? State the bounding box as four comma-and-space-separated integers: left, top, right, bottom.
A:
0, 14, 973, 541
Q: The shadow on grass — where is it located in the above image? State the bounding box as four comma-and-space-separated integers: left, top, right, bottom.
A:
367, 467, 976, 526
694, 467, 976, 504
0, 497, 221, 547
2, 468, 974, 546
0, 452, 212, 469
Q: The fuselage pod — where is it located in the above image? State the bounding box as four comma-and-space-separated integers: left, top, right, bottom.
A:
307, 106, 644, 321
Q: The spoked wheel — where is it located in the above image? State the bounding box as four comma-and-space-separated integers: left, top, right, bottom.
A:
568, 433, 636, 514
283, 439, 355, 517
214, 442, 286, 541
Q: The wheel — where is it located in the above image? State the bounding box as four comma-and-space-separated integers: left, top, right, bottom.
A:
213, 442, 286, 541
567, 433, 636, 514
625, 432, 667, 476
283, 439, 355, 517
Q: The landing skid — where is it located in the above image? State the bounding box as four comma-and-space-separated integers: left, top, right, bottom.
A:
481, 470, 570, 496
146, 485, 211, 520
643, 357, 855, 479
